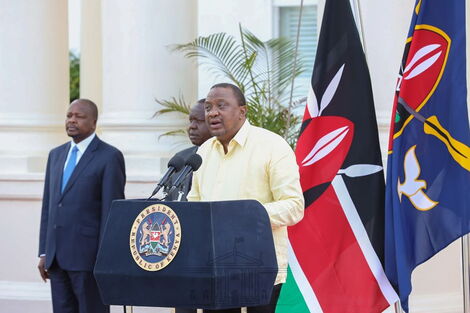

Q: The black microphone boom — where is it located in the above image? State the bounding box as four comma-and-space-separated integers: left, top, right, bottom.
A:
147, 155, 185, 200
168, 153, 202, 195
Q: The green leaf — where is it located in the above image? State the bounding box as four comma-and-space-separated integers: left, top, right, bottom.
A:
69, 51, 80, 102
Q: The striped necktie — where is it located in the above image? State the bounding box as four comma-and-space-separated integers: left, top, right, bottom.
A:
62, 146, 78, 192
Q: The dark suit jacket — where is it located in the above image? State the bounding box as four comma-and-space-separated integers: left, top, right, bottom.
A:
164, 145, 198, 201
38, 136, 126, 271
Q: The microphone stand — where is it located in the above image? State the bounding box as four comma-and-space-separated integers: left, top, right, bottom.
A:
161, 188, 183, 202
176, 190, 185, 202
159, 191, 168, 201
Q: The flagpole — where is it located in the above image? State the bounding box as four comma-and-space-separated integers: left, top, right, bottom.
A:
349, 5, 403, 313
351, 0, 368, 61
394, 301, 403, 313
351, 3, 402, 313
462, 235, 470, 313
464, 0, 470, 311
284, 0, 304, 137
350, 5, 401, 313
349, 4, 402, 312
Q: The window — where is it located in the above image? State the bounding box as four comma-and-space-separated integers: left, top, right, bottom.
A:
276, 2, 318, 99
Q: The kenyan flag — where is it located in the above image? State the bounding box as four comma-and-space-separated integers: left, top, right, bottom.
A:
276, 0, 398, 312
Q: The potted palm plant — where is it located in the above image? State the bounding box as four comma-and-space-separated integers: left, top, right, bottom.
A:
155, 25, 305, 147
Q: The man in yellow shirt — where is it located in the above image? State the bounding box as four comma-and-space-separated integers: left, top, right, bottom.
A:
188, 83, 304, 313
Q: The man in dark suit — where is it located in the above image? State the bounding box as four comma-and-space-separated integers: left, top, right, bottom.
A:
165, 98, 211, 202
37, 99, 126, 313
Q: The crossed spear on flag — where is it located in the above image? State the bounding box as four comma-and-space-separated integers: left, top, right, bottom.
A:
398, 97, 470, 171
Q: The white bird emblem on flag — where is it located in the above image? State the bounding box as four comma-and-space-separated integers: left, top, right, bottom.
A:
397, 145, 438, 211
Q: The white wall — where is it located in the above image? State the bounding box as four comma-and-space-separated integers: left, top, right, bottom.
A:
197, 0, 274, 97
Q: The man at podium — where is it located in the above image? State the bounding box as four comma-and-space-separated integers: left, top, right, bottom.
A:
188, 83, 304, 313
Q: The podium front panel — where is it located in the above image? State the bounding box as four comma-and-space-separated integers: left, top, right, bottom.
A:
94, 199, 277, 309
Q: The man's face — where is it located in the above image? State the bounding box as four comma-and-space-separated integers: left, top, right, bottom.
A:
188, 103, 211, 146
204, 87, 246, 144
65, 101, 96, 143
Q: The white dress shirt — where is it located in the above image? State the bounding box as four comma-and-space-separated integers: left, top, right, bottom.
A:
63, 133, 96, 169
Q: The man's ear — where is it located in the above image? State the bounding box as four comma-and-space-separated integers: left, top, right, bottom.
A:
240, 105, 247, 118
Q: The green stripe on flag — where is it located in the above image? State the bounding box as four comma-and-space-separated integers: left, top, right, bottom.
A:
275, 266, 309, 313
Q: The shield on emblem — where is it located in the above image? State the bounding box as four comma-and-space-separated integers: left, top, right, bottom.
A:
150, 230, 161, 249
399, 27, 449, 110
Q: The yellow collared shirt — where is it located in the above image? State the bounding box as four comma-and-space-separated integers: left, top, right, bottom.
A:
188, 120, 304, 284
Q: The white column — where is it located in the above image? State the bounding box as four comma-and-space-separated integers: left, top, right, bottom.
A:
0, 0, 69, 304
100, 0, 198, 176
80, 0, 103, 109
0, 0, 69, 174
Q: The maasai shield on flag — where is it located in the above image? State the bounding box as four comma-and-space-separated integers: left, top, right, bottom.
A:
276, 0, 398, 312
385, 0, 470, 312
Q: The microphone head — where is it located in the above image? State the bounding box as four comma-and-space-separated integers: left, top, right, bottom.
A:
168, 155, 185, 171
186, 153, 202, 171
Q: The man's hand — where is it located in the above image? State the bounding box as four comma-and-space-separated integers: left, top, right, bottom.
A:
37, 256, 48, 282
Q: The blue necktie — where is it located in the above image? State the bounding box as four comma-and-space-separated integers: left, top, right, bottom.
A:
62, 146, 78, 192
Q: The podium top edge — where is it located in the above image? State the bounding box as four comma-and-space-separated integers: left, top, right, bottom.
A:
113, 199, 263, 205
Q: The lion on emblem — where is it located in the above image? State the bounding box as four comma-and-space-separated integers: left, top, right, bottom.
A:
161, 222, 172, 246
139, 221, 152, 251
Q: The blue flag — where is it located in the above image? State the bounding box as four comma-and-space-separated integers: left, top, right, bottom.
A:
385, 0, 470, 311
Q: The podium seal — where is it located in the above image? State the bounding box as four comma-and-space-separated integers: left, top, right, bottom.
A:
129, 204, 181, 271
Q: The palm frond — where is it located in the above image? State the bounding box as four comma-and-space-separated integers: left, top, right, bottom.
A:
240, 28, 305, 109
240, 27, 273, 107
154, 95, 191, 117
172, 33, 250, 89
241, 28, 271, 76
266, 37, 305, 97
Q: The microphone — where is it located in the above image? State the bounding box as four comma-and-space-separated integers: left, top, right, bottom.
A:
147, 155, 185, 200
167, 153, 202, 196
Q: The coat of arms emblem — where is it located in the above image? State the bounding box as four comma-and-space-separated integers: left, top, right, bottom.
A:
129, 204, 181, 271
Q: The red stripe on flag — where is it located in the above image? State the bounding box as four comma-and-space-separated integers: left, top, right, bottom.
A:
289, 186, 389, 313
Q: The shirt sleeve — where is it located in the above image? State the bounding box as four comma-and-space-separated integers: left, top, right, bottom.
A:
263, 140, 305, 228
187, 170, 201, 201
